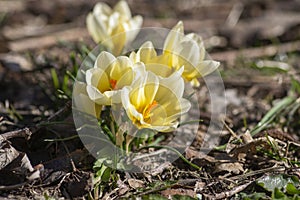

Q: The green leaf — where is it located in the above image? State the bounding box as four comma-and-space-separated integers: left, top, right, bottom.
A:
250, 96, 295, 136
62, 74, 69, 94
272, 188, 286, 199
291, 77, 300, 95
94, 164, 111, 183
101, 166, 111, 182
287, 183, 300, 195
51, 68, 60, 89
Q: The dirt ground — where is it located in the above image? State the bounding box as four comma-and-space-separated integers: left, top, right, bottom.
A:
0, 0, 300, 199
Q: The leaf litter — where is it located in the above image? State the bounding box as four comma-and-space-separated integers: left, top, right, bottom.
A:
0, 0, 300, 199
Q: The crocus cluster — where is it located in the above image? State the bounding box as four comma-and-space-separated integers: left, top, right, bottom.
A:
74, 1, 220, 133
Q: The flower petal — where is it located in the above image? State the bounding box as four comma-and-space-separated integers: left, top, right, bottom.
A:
86, 68, 110, 93
196, 60, 220, 77
125, 15, 143, 43
111, 23, 126, 55
186, 33, 205, 61
163, 21, 184, 53
93, 2, 112, 16
145, 63, 173, 78
159, 67, 185, 98
95, 51, 116, 70
113, 0, 131, 20
138, 41, 157, 63
86, 84, 111, 105
109, 56, 133, 81
176, 39, 200, 68
86, 13, 107, 43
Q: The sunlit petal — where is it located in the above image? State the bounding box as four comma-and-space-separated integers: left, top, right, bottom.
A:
113, 0, 131, 20
163, 21, 184, 53
121, 69, 190, 132
86, 1, 143, 55
196, 60, 220, 77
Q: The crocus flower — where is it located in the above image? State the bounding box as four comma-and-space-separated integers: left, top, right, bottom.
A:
129, 41, 174, 78
86, 0, 143, 55
73, 81, 102, 118
163, 21, 220, 86
121, 66, 191, 132
86, 51, 145, 105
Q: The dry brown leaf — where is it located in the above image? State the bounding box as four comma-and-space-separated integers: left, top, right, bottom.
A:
161, 188, 196, 199
128, 178, 144, 189
213, 162, 244, 174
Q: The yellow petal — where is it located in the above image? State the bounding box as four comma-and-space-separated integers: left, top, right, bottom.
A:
138, 41, 157, 63
163, 21, 184, 54
111, 23, 126, 55
186, 33, 205, 61
93, 2, 112, 16
86, 68, 110, 93
86, 85, 107, 104
145, 63, 173, 78
176, 39, 200, 67
130, 72, 159, 112
125, 15, 143, 43
196, 60, 220, 77
116, 69, 134, 89
86, 13, 106, 43
158, 67, 184, 98
73, 81, 102, 118
120, 67, 190, 132
109, 56, 132, 80
95, 51, 116, 70
113, 0, 132, 20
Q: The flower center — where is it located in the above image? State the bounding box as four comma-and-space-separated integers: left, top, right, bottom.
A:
109, 79, 117, 89
143, 100, 158, 120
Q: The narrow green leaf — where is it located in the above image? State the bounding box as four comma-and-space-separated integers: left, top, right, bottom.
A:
51, 68, 60, 89
251, 96, 295, 136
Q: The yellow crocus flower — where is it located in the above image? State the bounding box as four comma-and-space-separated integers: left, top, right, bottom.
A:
121, 66, 191, 132
163, 21, 220, 86
128, 22, 219, 86
86, 51, 145, 105
86, 1, 143, 55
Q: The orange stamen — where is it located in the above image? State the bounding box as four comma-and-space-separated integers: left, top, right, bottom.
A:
110, 79, 117, 89
144, 100, 158, 118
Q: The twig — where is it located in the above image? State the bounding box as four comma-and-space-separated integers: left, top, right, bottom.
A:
0, 127, 32, 142
204, 181, 253, 199
43, 101, 72, 124
229, 165, 285, 181
222, 120, 242, 143
8, 28, 89, 52
32, 100, 72, 133
0, 182, 27, 191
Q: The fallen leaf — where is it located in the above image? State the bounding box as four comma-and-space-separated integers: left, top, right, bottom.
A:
213, 162, 244, 174
128, 178, 144, 189
161, 188, 196, 199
